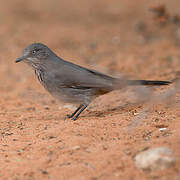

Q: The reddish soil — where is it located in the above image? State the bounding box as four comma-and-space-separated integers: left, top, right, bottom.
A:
0, 0, 179, 179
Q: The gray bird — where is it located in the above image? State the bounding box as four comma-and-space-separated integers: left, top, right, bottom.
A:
16, 43, 171, 120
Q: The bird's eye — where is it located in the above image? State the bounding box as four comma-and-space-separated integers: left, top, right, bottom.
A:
32, 49, 40, 54
32, 50, 36, 54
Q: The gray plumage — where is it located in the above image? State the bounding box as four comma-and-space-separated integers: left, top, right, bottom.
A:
16, 43, 171, 120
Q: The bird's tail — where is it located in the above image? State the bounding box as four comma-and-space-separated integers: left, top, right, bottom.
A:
126, 80, 172, 86
113, 79, 172, 89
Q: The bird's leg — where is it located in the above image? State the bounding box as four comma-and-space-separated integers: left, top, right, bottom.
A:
67, 104, 84, 118
72, 104, 88, 121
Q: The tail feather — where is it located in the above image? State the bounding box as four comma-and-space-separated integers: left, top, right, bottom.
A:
127, 80, 172, 86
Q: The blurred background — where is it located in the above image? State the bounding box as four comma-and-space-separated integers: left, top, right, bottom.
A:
0, 0, 180, 179
1, 0, 180, 95
1, 0, 180, 92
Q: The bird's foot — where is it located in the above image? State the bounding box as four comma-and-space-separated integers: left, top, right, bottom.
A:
67, 114, 73, 118
72, 116, 77, 121
67, 114, 77, 120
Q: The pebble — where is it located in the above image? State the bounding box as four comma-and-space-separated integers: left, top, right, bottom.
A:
135, 147, 176, 171
159, 128, 167, 132
71, 145, 80, 150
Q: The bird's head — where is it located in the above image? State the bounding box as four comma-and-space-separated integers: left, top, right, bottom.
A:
16, 43, 53, 67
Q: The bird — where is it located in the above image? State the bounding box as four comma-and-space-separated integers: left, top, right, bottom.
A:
16, 43, 172, 120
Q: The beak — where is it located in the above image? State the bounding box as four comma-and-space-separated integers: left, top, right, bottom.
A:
15, 56, 25, 63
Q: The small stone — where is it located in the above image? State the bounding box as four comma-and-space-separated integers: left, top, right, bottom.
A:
44, 106, 49, 110
49, 135, 55, 139
71, 145, 80, 150
5, 132, 13, 136
135, 147, 176, 171
124, 148, 132, 155
42, 170, 48, 175
159, 128, 167, 132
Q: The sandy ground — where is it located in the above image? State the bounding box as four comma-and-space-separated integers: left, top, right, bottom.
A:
0, 0, 179, 179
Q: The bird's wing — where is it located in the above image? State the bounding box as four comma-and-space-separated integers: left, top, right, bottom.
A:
49, 58, 115, 90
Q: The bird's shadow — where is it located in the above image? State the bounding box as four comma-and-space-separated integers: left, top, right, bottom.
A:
83, 102, 143, 118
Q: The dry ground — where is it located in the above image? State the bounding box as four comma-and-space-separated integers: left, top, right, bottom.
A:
0, 0, 179, 179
